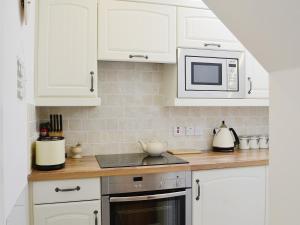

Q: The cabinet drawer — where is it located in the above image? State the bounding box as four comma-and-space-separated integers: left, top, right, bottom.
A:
33, 178, 100, 204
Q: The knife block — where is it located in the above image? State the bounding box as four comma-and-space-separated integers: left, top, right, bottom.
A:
49, 131, 64, 137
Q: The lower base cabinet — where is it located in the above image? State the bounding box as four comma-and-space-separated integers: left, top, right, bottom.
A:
34, 200, 100, 225
192, 166, 267, 225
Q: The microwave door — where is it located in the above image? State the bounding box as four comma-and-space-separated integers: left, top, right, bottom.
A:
185, 57, 227, 91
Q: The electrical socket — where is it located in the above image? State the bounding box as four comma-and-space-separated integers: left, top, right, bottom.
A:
195, 126, 203, 136
186, 127, 194, 136
173, 126, 185, 136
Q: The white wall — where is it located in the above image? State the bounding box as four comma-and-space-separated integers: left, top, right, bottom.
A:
0, 0, 5, 223
269, 68, 300, 225
6, 188, 29, 225
201, 0, 300, 224
0, 0, 35, 223
0, 90, 4, 224
39, 62, 269, 155
202, 0, 300, 73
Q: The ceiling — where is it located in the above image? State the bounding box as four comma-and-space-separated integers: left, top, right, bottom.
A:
202, 0, 300, 72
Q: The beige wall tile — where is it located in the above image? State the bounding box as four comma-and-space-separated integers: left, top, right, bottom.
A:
37, 62, 269, 155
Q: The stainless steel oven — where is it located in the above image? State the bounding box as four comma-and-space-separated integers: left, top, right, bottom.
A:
101, 171, 191, 225
178, 48, 245, 98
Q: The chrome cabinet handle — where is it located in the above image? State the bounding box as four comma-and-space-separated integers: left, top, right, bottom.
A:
55, 186, 80, 192
204, 43, 221, 48
196, 179, 200, 201
248, 77, 253, 94
129, 54, 148, 59
90, 71, 94, 93
94, 210, 98, 225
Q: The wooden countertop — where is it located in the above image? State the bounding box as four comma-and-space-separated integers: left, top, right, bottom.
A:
28, 149, 269, 181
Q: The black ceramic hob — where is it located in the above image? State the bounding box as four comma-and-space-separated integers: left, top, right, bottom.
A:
95, 152, 188, 168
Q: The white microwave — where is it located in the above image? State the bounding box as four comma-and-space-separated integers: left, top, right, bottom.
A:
178, 48, 245, 98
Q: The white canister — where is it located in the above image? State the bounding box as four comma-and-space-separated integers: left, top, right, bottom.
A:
239, 136, 250, 150
259, 136, 269, 149
249, 136, 259, 149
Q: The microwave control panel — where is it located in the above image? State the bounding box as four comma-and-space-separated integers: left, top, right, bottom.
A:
227, 59, 238, 91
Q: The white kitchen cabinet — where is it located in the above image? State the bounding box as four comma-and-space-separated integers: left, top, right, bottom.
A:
246, 50, 269, 98
192, 166, 267, 225
177, 7, 243, 51
116, 0, 209, 9
98, 0, 176, 63
31, 178, 101, 225
36, 0, 100, 106
34, 200, 100, 225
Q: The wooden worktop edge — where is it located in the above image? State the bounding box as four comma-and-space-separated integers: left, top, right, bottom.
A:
28, 160, 268, 181
28, 164, 191, 181
189, 159, 268, 171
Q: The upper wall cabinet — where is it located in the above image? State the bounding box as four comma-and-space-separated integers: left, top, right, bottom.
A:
246, 50, 269, 99
177, 7, 243, 51
36, 0, 100, 106
98, 0, 176, 63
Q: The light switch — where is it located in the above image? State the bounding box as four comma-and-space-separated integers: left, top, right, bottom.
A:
195, 126, 203, 136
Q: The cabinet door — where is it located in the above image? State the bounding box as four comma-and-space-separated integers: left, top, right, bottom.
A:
37, 0, 97, 98
177, 7, 243, 51
246, 50, 269, 98
193, 167, 267, 225
98, 0, 176, 63
34, 200, 100, 225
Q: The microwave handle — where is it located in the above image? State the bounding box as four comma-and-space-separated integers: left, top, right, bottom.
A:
248, 77, 253, 94
110, 191, 186, 203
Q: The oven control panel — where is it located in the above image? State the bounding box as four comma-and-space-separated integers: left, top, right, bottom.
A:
101, 171, 192, 195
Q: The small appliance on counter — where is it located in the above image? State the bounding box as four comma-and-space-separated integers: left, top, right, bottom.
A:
35, 114, 66, 171
212, 121, 239, 152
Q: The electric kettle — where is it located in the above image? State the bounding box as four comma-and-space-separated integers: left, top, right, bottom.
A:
212, 121, 239, 152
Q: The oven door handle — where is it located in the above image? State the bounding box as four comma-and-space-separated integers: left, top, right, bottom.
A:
110, 191, 186, 202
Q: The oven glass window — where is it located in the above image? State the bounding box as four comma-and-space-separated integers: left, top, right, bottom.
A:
191, 62, 222, 85
110, 195, 185, 225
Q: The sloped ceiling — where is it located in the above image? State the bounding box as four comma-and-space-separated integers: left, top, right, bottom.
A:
202, 0, 300, 72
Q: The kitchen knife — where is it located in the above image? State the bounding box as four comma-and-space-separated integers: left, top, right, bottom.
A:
53, 114, 56, 133
50, 114, 53, 133
60, 114, 63, 132
56, 114, 59, 132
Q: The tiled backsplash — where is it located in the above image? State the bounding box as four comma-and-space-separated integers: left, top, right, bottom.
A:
38, 62, 269, 155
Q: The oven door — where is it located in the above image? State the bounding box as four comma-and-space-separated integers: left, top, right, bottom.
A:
185, 56, 228, 91
102, 189, 191, 225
